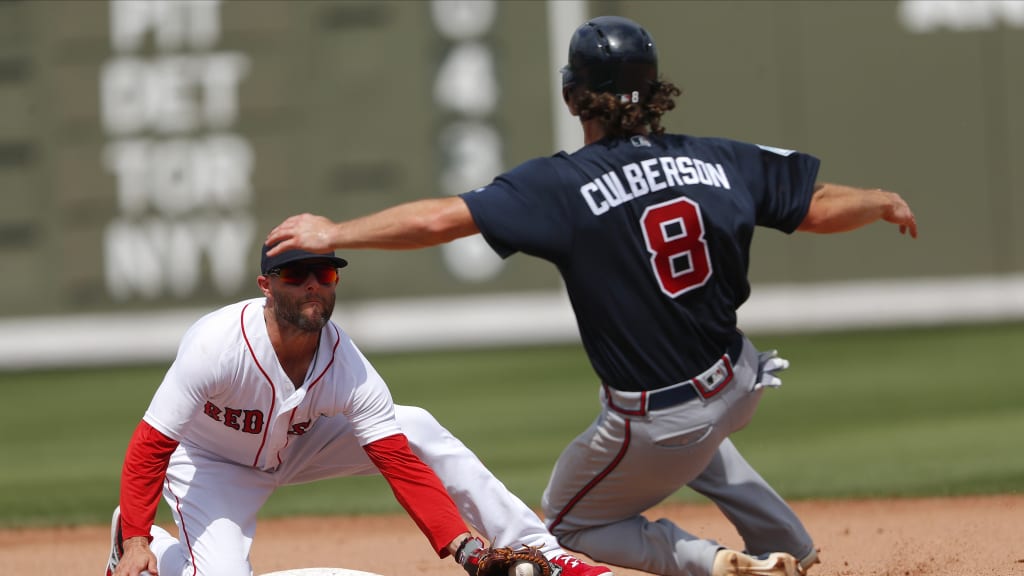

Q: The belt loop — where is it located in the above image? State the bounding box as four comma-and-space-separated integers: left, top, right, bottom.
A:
603, 383, 648, 416
691, 355, 734, 400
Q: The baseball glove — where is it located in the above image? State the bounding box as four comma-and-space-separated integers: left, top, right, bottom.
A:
456, 536, 553, 576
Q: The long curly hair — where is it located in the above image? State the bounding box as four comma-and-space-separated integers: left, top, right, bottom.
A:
569, 79, 682, 139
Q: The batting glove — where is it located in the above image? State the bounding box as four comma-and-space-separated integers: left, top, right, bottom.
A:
456, 536, 487, 576
755, 349, 790, 391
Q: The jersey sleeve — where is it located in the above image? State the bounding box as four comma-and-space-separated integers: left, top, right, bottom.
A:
335, 336, 403, 446
460, 156, 574, 263
120, 420, 179, 541
733, 141, 820, 233
363, 433, 468, 557
143, 313, 230, 440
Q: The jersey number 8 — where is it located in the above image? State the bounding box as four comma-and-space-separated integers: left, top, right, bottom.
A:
640, 197, 712, 298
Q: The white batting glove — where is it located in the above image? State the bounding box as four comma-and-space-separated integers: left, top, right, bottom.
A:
754, 349, 790, 390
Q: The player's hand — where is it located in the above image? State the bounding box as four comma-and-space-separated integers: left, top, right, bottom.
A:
116, 536, 159, 576
754, 349, 789, 391
265, 213, 337, 256
880, 190, 918, 238
454, 535, 551, 576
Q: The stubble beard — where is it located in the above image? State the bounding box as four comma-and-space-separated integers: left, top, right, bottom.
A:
271, 289, 335, 333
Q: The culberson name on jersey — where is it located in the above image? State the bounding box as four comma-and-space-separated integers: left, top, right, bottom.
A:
580, 156, 730, 216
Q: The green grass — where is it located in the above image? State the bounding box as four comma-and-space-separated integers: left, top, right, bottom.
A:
1, 322, 1021, 528
735, 323, 1024, 498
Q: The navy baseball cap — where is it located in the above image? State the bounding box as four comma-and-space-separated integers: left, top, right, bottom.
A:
261, 243, 348, 274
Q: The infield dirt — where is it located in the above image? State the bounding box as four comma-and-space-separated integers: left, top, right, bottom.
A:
3, 495, 1021, 575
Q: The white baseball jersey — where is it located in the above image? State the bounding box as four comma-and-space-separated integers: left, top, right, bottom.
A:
130, 297, 566, 576
144, 297, 400, 471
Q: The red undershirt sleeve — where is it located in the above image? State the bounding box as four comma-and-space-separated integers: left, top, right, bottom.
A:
120, 420, 179, 541
363, 433, 468, 558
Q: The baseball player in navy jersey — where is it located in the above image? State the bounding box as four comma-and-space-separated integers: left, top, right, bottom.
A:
104, 244, 611, 576
265, 15, 917, 576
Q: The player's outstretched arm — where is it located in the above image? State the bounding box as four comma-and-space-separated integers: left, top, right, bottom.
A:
362, 434, 470, 558
265, 197, 479, 256
797, 183, 918, 238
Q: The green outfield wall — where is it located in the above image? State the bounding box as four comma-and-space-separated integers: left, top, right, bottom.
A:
0, 0, 1021, 367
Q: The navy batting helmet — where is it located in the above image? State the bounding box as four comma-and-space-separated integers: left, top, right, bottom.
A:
561, 16, 658, 103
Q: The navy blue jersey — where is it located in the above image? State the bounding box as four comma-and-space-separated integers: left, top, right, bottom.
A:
460, 134, 819, 391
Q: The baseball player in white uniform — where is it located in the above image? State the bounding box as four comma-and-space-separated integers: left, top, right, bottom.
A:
104, 245, 612, 576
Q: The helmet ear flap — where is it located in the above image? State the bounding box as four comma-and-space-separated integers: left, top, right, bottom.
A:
560, 65, 575, 89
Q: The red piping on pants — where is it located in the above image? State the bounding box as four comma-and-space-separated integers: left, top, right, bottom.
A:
548, 419, 631, 532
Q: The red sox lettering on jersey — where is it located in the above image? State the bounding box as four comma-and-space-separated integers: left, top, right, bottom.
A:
202, 401, 313, 435
203, 401, 264, 433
